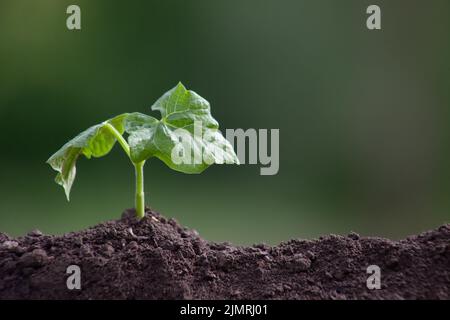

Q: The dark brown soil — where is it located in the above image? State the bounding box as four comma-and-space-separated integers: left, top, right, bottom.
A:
0, 208, 449, 299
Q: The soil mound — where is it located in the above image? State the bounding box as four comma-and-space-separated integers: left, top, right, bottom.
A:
1, 209, 449, 299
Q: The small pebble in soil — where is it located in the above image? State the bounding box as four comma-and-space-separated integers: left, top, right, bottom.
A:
1, 240, 19, 251
215, 252, 232, 270
126, 241, 139, 251
27, 229, 43, 237
274, 284, 284, 293
254, 243, 270, 251
204, 271, 217, 281
191, 229, 200, 237
292, 254, 311, 271
80, 245, 92, 256
74, 237, 83, 246
231, 290, 242, 298
158, 216, 167, 223
88, 256, 108, 266
305, 250, 316, 260
180, 231, 189, 238
19, 249, 50, 268
101, 244, 115, 257
347, 231, 360, 240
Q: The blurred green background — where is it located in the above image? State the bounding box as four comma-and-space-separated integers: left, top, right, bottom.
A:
0, 0, 449, 244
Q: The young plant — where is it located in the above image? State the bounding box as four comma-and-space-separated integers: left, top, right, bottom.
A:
47, 83, 239, 219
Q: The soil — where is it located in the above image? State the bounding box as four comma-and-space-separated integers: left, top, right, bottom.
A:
0, 208, 449, 299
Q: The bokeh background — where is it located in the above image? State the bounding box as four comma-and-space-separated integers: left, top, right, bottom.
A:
0, 0, 449, 244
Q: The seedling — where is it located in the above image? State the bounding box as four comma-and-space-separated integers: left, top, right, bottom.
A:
47, 83, 239, 219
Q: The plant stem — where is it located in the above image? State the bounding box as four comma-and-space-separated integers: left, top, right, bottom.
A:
103, 122, 130, 157
134, 161, 145, 219
104, 122, 146, 219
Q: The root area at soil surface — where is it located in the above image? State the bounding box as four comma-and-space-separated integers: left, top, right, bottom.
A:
0, 209, 449, 299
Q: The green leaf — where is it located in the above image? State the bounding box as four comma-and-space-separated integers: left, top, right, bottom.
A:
47, 83, 239, 204
151, 82, 219, 131
125, 83, 239, 173
47, 113, 128, 200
